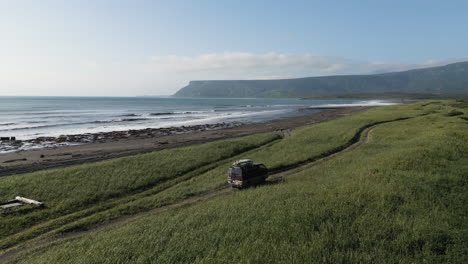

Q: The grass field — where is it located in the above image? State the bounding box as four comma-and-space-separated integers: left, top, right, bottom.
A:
1, 100, 467, 263
0, 134, 280, 241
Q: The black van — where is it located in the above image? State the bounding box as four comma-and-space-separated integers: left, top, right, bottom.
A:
227, 159, 268, 188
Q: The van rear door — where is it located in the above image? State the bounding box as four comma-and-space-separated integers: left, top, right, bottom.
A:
228, 167, 242, 180
228, 167, 244, 187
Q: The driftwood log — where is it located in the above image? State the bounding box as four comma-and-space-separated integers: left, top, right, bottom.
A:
15, 196, 43, 206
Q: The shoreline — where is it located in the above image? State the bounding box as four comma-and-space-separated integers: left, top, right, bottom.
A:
0, 122, 243, 155
0, 107, 370, 177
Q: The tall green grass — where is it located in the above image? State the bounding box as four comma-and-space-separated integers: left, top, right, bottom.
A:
10, 102, 466, 263
1, 101, 466, 259
0, 133, 280, 239
36, 102, 435, 237
0, 138, 283, 251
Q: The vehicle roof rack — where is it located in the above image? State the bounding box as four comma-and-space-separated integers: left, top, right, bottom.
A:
232, 159, 253, 166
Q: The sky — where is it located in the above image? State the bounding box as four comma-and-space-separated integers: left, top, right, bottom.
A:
0, 0, 467, 96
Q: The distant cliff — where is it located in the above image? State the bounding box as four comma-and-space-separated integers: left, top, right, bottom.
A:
173, 62, 468, 98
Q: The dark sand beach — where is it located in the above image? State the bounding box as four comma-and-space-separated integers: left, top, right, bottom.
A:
0, 107, 369, 176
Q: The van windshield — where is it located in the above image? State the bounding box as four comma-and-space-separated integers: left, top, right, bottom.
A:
228, 167, 242, 179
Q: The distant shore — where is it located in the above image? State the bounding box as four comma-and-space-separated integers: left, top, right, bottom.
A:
0, 107, 370, 176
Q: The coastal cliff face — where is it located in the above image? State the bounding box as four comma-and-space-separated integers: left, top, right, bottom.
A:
173, 62, 468, 98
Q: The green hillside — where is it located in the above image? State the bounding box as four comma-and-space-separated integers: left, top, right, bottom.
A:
0, 101, 468, 263
174, 62, 468, 98
1, 101, 467, 263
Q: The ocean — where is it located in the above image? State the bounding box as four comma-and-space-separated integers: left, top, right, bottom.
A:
0, 96, 397, 142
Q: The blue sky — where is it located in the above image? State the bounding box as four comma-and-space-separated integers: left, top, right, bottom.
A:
0, 0, 467, 96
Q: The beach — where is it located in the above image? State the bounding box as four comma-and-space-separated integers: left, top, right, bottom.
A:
0, 106, 368, 176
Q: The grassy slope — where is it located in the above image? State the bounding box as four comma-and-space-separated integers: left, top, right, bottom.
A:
3, 101, 467, 263
0, 133, 280, 239
0, 101, 432, 251
26, 101, 430, 234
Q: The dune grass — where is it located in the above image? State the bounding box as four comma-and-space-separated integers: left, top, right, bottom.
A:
0, 133, 280, 239
8, 101, 466, 264
0, 138, 283, 251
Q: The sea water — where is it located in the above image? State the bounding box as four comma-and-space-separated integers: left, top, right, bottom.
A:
0, 96, 397, 141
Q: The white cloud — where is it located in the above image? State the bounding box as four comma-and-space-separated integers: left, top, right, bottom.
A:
148, 52, 467, 78
149, 52, 349, 74
353, 59, 468, 74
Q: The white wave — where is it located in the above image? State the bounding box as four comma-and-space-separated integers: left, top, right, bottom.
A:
157, 109, 290, 128
0, 141, 82, 155
1, 98, 400, 141
312, 100, 398, 108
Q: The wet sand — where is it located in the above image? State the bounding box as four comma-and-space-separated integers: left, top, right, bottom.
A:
0, 107, 369, 177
